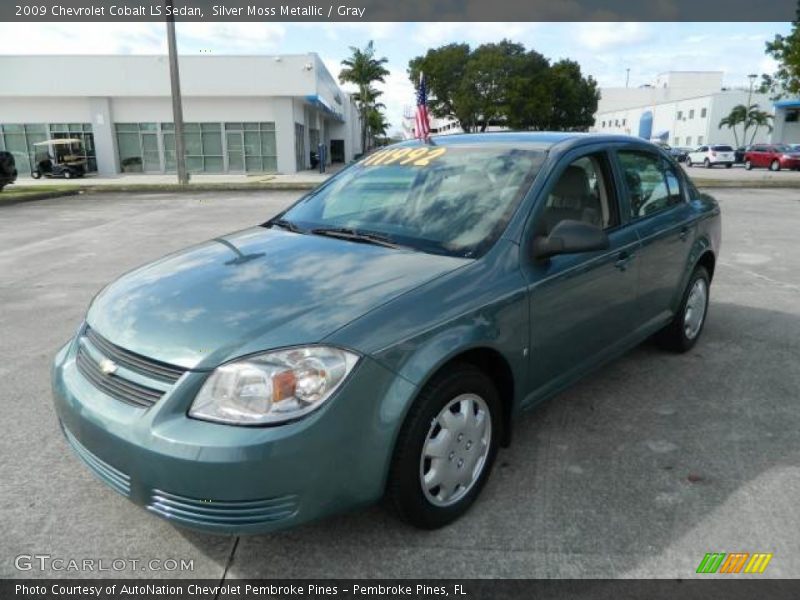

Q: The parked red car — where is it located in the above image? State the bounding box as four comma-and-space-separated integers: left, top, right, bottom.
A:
744, 144, 800, 171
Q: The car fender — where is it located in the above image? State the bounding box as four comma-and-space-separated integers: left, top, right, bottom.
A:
672, 199, 720, 311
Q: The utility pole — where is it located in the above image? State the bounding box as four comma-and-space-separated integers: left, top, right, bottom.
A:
625, 68, 630, 88
743, 73, 757, 147
166, 2, 188, 185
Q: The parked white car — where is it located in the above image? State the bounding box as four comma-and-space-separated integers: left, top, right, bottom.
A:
686, 145, 735, 168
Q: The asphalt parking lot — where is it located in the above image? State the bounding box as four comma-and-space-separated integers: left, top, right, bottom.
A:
1, 188, 799, 579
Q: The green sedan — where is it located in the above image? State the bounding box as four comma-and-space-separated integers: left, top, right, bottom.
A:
52, 133, 721, 532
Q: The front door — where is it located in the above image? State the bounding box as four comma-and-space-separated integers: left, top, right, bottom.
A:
226, 131, 244, 173
141, 132, 161, 172
523, 150, 640, 402
614, 148, 697, 330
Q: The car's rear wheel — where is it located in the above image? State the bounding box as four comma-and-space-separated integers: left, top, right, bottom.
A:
63, 170, 72, 179
745, 160, 753, 170
704, 158, 712, 168
656, 266, 710, 353
31, 170, 42, 179
725, 163, 732, 168
770, 159, 780, 172
387, 364, 500, 529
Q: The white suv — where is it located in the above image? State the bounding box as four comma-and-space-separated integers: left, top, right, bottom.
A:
686, 145, 735, 168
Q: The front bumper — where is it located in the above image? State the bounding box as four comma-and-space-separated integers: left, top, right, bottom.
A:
51, 340, 417, 534
779, 157, 800, 169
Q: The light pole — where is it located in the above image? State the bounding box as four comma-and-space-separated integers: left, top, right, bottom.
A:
743, 73, 758, 146
625, 68, 630, 88
166, 2, 188, 185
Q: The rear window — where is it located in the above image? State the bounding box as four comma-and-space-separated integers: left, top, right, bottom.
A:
712, 145, 733, 151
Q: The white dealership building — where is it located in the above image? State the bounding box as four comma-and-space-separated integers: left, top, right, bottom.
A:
591, 71, 777, 147
0, 54, 362, 177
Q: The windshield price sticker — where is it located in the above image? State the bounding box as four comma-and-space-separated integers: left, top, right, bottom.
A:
362, 146, 447, 167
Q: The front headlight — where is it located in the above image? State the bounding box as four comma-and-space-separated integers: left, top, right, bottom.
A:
189, 346, 359, 425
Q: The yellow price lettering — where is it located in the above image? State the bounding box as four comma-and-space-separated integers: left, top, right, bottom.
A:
412, 147, 447, 166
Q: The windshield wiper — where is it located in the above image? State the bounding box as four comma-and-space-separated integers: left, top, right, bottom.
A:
310, 227, 401, 249
266, 217, 303, 233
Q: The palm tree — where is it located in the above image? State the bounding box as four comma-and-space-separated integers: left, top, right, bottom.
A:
746, 108, 774, 145
339, 41, 390, 152
366, 107, 390, 147
718, 104, 748, 146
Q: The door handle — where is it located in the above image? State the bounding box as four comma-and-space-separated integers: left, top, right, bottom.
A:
679, 226, 690, 241
615, 251, 634, 271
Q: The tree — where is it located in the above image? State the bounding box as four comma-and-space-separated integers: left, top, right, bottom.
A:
542, 60, 599, 131
763, 2, 800, 98
746, 108, 774, 144
408, 41, 599, 133
408, 44, 475, 131
339, 41, 390, 151
366, 107, 390, 146
718, 104, 748, 146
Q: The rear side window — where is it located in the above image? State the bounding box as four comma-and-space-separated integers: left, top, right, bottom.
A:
617, 151, 683, 219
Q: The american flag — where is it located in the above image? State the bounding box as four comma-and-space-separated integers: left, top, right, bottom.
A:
415, 72, 431, 140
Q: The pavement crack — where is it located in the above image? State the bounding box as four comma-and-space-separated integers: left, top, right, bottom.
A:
215, 536, 240, 598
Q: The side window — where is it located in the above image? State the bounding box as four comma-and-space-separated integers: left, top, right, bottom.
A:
541, 153, 619, 234
617, 151, 683, 219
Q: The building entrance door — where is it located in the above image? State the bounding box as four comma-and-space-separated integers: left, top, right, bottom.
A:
226, 131, 244, 172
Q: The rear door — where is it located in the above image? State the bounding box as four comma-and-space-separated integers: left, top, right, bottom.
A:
613, 148, 697, 331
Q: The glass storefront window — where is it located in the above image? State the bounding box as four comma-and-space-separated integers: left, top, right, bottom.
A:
0, 122, 94, 175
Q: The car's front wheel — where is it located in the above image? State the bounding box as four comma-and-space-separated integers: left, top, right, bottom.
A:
745, 160, 753, 170
656, 266, 710, 353
686, 158, 693, 167
388, 364, 500, 529
704, 158, 712, 168
770, 159, 781, 172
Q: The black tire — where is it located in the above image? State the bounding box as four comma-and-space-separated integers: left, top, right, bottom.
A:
387, 364, 501, 529
725, 163, 732, 168
770, 160, 780, 172
31, 170, 42, 179
656, 266, 710, 353
704, 158, 712, 168
63, 170, 72, 179
686, 158, 692, 167
745, 160, 753, 170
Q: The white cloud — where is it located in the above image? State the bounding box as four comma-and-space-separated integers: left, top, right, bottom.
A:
411, 22, 539, 48
575, 22, 652, 51
176, 23, 286, 52
0, 23, 164, 54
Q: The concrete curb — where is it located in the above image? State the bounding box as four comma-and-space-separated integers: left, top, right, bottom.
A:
0, 189, 81, 206
692, 179, 800, 189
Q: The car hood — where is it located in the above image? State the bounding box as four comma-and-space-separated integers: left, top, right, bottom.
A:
87, 227, 467, 370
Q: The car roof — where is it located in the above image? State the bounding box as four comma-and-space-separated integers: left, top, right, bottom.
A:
396, 131, 656, 152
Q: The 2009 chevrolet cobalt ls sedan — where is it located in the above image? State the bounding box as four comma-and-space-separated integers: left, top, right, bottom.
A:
52, 133, 721, 532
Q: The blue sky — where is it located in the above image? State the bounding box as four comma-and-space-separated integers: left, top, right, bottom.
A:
0, 22, 791, 134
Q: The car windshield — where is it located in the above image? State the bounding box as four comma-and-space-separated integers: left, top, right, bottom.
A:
274, 144, 544, 258
712, 145, 733, 151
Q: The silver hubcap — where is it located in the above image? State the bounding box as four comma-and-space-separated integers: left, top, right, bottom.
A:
420, 393, 492, 507
683, 278, 708, 340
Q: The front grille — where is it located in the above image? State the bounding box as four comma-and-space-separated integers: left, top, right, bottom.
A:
76, 345, 163, 408
75, 326, 187, 409
147, 489, 299, 527
85, 326, 185, 383
62, 426, 131, 497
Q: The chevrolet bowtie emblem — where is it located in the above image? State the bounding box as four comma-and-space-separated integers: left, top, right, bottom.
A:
99, 358, 118, 375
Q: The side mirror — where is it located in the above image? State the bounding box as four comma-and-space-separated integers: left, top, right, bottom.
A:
532, 219, 609, 260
